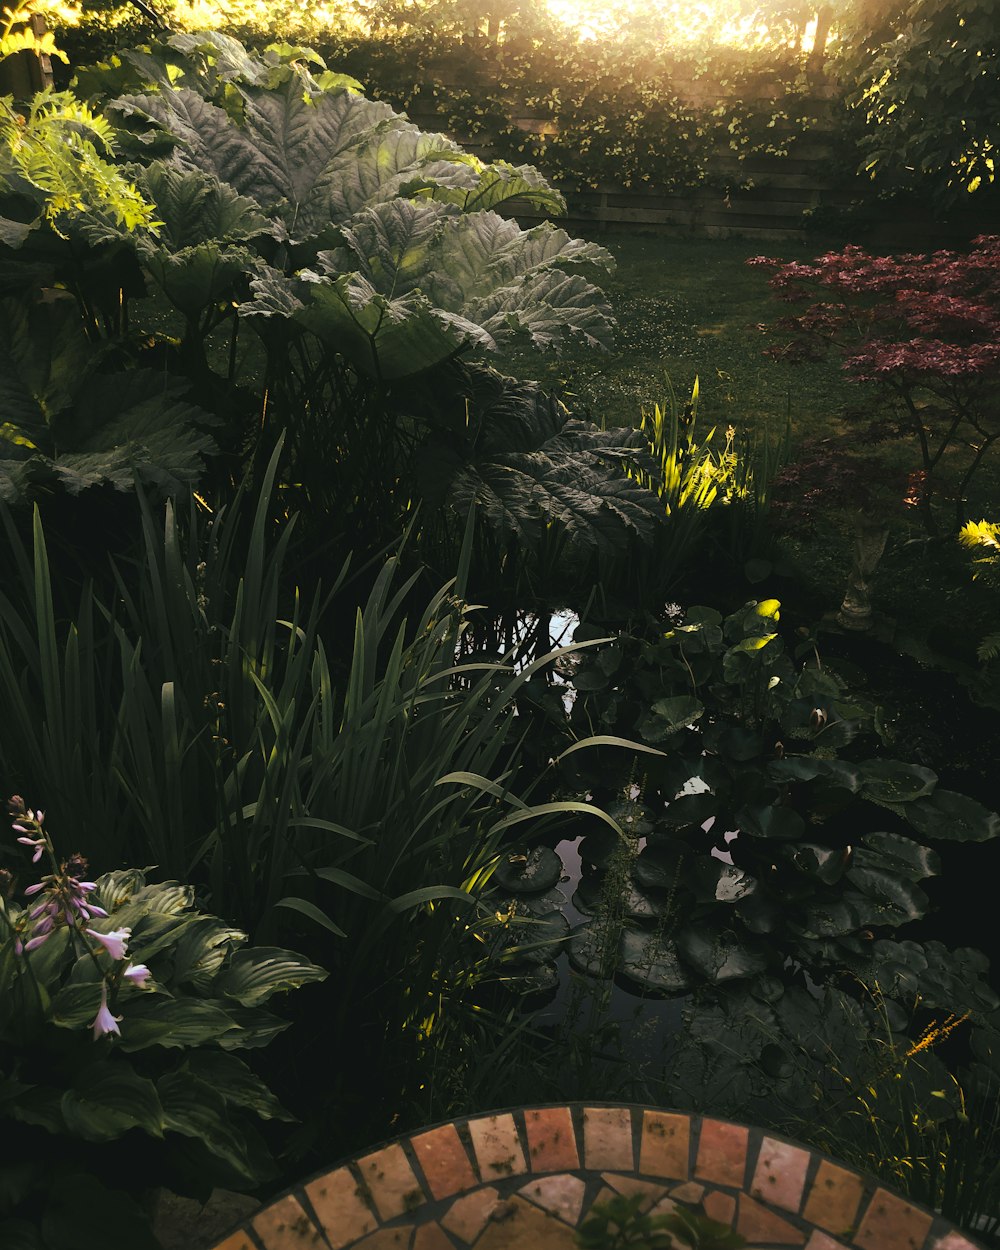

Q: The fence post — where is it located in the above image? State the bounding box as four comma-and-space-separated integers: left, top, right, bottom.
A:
0, 13, 56, 99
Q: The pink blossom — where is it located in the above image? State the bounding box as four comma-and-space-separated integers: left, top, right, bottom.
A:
90, 983, 122, 1041
85, 927, 131, 961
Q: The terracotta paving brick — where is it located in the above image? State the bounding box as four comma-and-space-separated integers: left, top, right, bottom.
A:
252, 1193, 328, 1250
356, 1144, 426, 1223
306, 1166, 378, 1248
669, 1182, 705, 1204
467, 1114, 528, 1180
639, 1110, 690, 1181
806, 1233, 851, 1250
474, 1196, 578, 1249
212, 1234, 256, 1250
524, 1107, 580, 1173
703, 1190, 737, 1226
518, 1174, 587, 1225
650, 1197, 679, 1218
751, 1136, 811, 1214
931, 1235, 981, 1250
854, 1188, 934, 1250
411, 1224, 456, 1250
802, 1161, 866, 1237
411, 1125, 479, 1200
351, 1231, 412, 1250
582, 1107, 635, 1171
602, 1174, 668, 1211
737, 1195, 808, 1245
441, 1187, 502, 1242
695, 1120, 750, 1189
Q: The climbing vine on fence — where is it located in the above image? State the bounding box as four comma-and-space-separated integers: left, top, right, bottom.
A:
292, 32, 828, 195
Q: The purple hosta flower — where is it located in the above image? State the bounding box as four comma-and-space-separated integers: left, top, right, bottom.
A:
86, 927, 131, 961
90, 982, 122, 1041
122, 963, 151, 988
16, 836, 44, 863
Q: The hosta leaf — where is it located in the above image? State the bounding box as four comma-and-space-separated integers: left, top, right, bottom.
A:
157, 1071, 259, 1180
60, 1062, 163, 1142
184, 1051, 294, 1121
903, 788, 1000, 842
116, 997, 240, 1051
168, 916, 246, 990
218, 946, 327, 1007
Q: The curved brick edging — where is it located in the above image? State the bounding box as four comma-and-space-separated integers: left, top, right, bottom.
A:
208, 1104, 986, 1250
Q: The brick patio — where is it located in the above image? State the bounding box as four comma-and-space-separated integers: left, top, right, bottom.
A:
208, 1105, 987, 1250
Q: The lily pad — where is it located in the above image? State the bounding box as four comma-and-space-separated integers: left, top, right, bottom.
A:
578, 828, 621, 869
574, 876, 664, 922
857, 832, 940, 881
631, 845, 684, 891
676, 925, 769, 983
860, 760, 937, 805
903, 789, 1000, 843
567, 922, 618, 978
846, 865, 929, 924
619, 930, 692, 994
493, 846, 563, 894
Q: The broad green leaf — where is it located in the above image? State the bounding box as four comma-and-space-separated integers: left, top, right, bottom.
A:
431, 160, 565, 216
157, 1070, 259, 1181
116, 997, 240, 1051
619, 930, 691, 993
676, 925, 769, 982
60, 1062, 164, 1142
219, 946, 327, 1007
846, 864, 929, 923
648, 694, 704, 732
168, 916, 246, 990
861, 760, 938, 804
857, 831, 940, 880
184, 1051, 294, 1122
904, 788, 1000, 842
139, 162, 271, 247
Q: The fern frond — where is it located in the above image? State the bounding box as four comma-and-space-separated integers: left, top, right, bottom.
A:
977, 632, 1000, 664
1, 90, 158, 235
958, 519, 1000, 553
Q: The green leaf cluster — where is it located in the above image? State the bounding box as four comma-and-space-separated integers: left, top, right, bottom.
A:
0, 863, 324, 1246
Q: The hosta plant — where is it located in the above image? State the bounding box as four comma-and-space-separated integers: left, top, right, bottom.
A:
0, 797, 325, 1249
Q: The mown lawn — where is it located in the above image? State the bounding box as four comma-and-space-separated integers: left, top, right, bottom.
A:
496, 230, 1000, 670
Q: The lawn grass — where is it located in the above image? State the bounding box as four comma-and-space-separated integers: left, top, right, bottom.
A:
496, 230, 1000, 667
494, 232, 869, 438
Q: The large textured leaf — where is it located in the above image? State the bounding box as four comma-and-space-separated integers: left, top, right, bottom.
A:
139, 240, 259, 318
413, 370, 658, 556
0, 298, 89, 438
243, 204, 614, 377
139, 162, 271, 249
110, 89, 258, 193
430, 160, 566, 216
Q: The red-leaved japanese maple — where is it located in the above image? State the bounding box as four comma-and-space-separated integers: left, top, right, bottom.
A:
749, 236, 1000, 533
